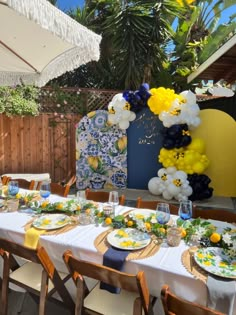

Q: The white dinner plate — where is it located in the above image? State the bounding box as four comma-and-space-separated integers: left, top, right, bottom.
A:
32, 214, 70, 230
128, 209, 156, 220
107, 228, 151, 250
128, 209, 172, 225
194, 247, 236, 279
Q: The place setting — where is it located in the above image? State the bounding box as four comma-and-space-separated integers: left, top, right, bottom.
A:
94, 202, 176, 261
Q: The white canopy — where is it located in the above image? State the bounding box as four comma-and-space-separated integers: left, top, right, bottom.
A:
0, 0, 102, 87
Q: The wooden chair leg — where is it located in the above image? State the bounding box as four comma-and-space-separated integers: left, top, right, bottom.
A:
1, 253, 10, 315
39, 270, 49, 315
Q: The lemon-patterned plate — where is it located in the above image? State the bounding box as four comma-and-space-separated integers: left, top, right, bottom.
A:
194, 247, 236, 279
107, 228, 151, 250
32, 214, 70, 230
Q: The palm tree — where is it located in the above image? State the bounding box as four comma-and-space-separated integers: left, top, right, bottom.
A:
169, 0, 236, 91
57, 0, 183, 90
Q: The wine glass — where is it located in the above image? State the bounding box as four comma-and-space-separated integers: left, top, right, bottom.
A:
8, 180, 19, 197
156, 203, 170, 224
178, 200, 192, 220
108, 191, 119, 217
77, 190, 86, 203
40, 183, 51, 201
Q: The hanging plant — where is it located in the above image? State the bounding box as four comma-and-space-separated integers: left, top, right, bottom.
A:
0, 85, 40, 117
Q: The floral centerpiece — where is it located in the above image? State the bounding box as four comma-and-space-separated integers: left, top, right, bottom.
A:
94, 210, 236, 257
15, 192, 40, 207
30, 199, 99, 215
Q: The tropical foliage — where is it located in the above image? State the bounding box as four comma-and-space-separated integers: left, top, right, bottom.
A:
50, 0, 236, 91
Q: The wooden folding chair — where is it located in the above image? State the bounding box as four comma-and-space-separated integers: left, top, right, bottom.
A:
63, 250, 155, 315
37, 182, 70, 197
136, 197, 179, 215
50, 183, 70, 197
11, 178, 36, 190
192, 208, 236, 223
1, 176, 10, 185
0, 238, 74, 315
161, 284, 224, 315
85, 189, 126, 206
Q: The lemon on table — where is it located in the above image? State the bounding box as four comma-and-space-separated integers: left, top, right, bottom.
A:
41, 201, 49, 208
56, 203, 64, 210
210, 232, 221, 243
127, 220, 134, 227
180, 228, 186, 238
105, 217, 112, 225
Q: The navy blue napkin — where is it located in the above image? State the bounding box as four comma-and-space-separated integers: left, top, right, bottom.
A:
100, 247, 130, 293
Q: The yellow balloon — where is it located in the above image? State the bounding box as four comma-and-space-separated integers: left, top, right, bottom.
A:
192, 162, 205, 174
187, 138, 205, 154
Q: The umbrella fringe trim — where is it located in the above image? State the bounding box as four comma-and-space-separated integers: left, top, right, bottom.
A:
6, 0, 102, 48
0, 46, 100, 87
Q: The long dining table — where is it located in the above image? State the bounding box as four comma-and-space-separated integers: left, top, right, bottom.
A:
0, 190, 235, 315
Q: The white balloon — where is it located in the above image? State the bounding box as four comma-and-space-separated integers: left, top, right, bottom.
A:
184, 186, 193, 196
129, 112, 136, 121
119, 120, 129, 130
121, 110, 131, 119
168, 183, 180, 195
162, 190, 173, 200
148, 177, 162, 195
166, 166, 177, 174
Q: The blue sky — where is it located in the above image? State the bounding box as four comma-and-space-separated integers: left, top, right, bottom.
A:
57, 0, 84, 11
57, 1, 235, 25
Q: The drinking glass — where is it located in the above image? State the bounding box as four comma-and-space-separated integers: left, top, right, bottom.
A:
8, 180, 19, 196
156, 203, 170, 224
178, 200, 192, 220
40, 183, 51, 200
108, 191, 119, 217
77, 190, 86, 203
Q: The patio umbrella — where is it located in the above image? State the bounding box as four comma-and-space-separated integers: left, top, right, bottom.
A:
0, 0, 101, 87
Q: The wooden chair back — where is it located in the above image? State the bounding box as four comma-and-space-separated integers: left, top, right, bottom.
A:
192, 208, 236, 223
11, 178, 35, 190
63, 250, 153, 315
1, 176, 10, 185
37, 182, 70, 197
136, 197, 179, 215
85, 189, 126, 205
50, 183, 70, 197
161, 284, 224, 315
0, 238, 74, 315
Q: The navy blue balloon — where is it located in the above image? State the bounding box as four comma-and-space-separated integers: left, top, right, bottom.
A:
162, 124, 192, 149
188, 174, 213, 201
123, 83, 151, 113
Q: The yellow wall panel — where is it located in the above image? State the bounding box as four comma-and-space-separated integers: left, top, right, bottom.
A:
191, 109, 236, 197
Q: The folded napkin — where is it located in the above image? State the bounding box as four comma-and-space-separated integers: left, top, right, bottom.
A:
100, 247, 130, 293
207, 275, 236, 315
24, 227, 46, 249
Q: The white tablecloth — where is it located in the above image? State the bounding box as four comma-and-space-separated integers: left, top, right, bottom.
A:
0, 191, 235, 315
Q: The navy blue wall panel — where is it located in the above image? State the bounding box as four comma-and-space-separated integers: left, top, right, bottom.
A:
127, 108, 163, 189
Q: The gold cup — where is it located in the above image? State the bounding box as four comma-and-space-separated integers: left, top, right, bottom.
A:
167, 227, 182, 247
7, 199, 19, 212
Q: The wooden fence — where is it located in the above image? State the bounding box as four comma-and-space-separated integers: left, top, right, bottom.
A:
0, 113, 81, 183
0, 87, 119, 183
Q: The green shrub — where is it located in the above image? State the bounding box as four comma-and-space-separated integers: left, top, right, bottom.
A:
0, 85, 40, 117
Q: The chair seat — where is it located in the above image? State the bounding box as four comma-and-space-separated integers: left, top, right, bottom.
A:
10, 262, 69, 293
84, 283, 140, 315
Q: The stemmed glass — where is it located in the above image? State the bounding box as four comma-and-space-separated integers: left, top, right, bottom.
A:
8, 180, 19, 197
40, 183, 51, 201
178, 200, 192, 220
156, 203, 170, 224
108, 191, 119, 217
